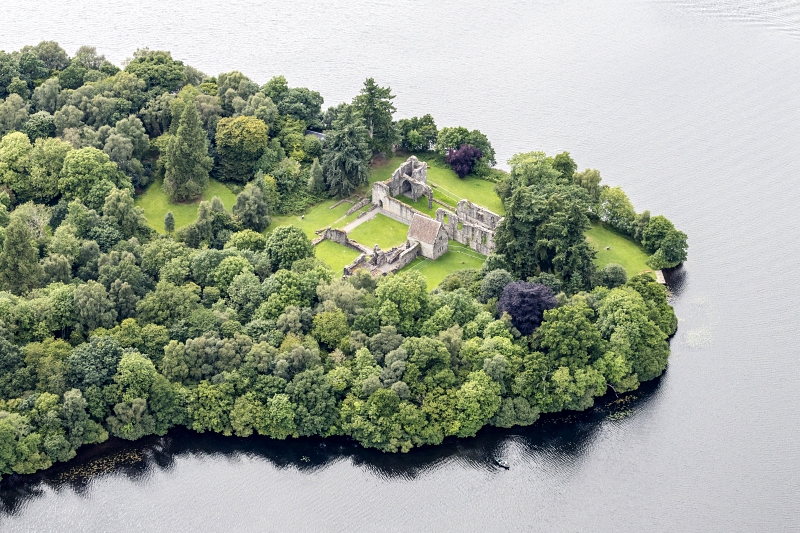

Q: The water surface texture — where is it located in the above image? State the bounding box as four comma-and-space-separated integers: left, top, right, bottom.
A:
1, 0, 799, 530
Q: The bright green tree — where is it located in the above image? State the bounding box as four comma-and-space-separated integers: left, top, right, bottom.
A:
232, 182, 270, 231
102, 187, 147, 239
265, 225, 313, 271
58, 147, 127, 202
215, 116, 268, 183
0, 217, 43, 294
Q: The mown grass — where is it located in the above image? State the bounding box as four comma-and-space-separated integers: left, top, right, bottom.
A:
585, 221, 654, 278
135, 178, 238, 234
268, 199, 353, 238
347, 213, 409, 250
332, 205, 372, 229
368, 154, 505, 215
395, 195, 439, 217
314, 240, 361, 276
401, 241, 486, 290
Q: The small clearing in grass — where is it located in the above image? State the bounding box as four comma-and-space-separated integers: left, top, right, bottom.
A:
136, 178, 237, 234
315, 240, 361, 276
585, 221, 654, 279
401, 241, 486, 290
347, 213, 409, 250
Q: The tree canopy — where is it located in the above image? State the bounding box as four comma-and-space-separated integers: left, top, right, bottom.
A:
0, 42, 685, 478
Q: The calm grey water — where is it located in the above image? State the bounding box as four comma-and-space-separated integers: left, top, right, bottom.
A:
1, 0, 799, 530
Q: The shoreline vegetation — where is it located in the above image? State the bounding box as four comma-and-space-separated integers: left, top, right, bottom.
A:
0, 42, 687, 477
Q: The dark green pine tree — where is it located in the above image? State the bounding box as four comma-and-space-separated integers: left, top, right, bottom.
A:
322, 105, 371, 199
164, 211, 175, 235
352, 77, 396, 154
0, 218, 44, 295
308, 157, 325, 194
163, 101, 212, 202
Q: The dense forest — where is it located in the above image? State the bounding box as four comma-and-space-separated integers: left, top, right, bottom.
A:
0, 42, 687, 476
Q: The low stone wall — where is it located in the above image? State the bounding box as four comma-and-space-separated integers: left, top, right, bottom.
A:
357, 204, 377, 218
342, 241, 421, 278
346, 197, 370, 215
395, 242, 421, 269
314, 227, 372, 255
343, 254, 369, 276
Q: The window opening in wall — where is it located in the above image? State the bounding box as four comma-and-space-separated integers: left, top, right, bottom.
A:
481, 234, 487, 245
458, 221, 463, 231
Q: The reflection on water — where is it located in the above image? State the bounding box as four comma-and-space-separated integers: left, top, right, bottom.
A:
0, 380, 663, 517
667, 0, 800, 37
1, 0, 800, 529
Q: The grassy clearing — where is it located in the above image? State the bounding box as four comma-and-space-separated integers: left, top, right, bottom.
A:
348, 213, 409, 250
368, 154, 505, 215
585, 221, 653, 278
136, 178, 237, 234
314, 240, 361, 276
268, 199, 353, 238
401, 241, 486, 290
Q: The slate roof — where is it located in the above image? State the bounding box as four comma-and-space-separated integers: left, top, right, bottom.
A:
407, 214, 442, 245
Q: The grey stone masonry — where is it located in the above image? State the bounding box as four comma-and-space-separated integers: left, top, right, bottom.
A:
436, 199, 503, 255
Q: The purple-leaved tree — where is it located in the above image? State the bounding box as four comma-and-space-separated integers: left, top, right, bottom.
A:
497, 281, 557, 335
446, 144, 483, 178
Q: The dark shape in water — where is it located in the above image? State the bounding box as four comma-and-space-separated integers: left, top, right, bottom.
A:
494, 457, 509, 469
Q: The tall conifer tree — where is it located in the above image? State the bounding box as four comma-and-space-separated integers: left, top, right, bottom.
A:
162, 101, 212, 202
322, 105, 370, 198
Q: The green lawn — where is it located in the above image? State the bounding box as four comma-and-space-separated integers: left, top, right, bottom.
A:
333, 205, 371, 229
347, 213, 409, 250
401, 241, 486, 290
369, 154, 505, 215
314, 240, 361, 276
395, 195, 439, 217
268, 199, 353, 238
135, 178, 238, 234
585, 221, 654, 278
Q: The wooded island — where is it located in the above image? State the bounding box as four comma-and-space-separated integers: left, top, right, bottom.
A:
0, 42, 687, 476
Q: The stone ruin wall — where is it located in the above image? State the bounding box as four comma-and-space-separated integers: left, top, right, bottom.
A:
372, 183, 425, 226
372, 156, 433, 213
343, 241, 421, 278
388, 156, 428, 195
345, 197, 371, 216
315, 227, 372, 255
436, 199, 503, 256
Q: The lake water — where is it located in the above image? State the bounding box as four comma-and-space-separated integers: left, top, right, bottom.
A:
1, 0, 799, 530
